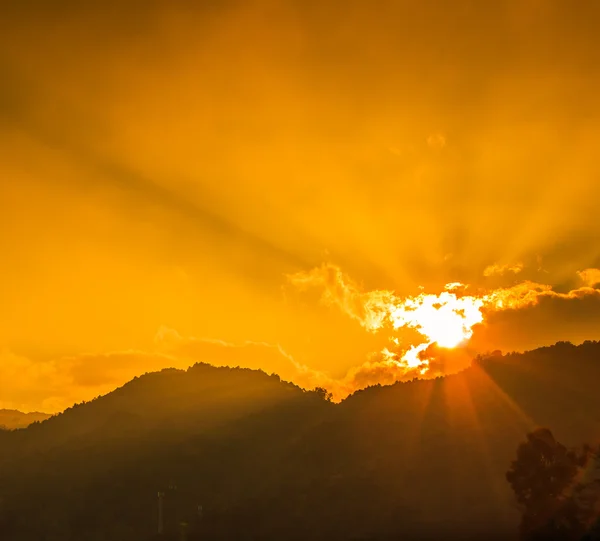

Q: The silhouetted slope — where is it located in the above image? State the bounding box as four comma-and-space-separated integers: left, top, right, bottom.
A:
2, 363, 323, 452
321, 341, 600, 539
0, 342, 599, 541
0, 363, 334, 541
0, 409, 51, 429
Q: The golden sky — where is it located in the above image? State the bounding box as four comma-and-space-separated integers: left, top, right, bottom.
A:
2, 0, 600, 412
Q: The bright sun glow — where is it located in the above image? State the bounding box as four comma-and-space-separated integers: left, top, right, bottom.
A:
288, 263, 589, 381
289, 264, 560, 377
389, 290, 485, 348
358, 286, 486, 366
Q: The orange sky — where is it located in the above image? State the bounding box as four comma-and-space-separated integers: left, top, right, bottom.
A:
1, 0, 600, 412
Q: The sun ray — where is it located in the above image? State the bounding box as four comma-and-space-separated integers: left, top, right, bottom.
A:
469, 362, 536, 430
444, 370, 517, 523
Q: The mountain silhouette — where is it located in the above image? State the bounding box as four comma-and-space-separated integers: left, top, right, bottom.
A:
0, 342, 599, 541
0, 409, 51, 430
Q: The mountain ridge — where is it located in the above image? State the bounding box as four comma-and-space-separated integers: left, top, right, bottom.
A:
1, 341, 599, 540
0, 409, 51, 430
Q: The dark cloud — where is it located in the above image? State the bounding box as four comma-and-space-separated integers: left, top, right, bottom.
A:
472, 289, 600, 353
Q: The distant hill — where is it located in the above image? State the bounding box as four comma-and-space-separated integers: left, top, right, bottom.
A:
0, 409, 51, 429
0, 342, 599, 541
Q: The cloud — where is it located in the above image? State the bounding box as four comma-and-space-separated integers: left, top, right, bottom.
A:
1, 323, 454, 412
485, 280, 600, 312
288, 263, 600, 396
470, 289, 600, 353
155, 327, 472, 401
3, 267, 600, 414
0, 349, 70, 413
0, 348, 186, 413
343, 358, 418, 390
286, 263, 395, 331
4, 268, 600, 415
154, 326, 332, 392
0, 326, 339, 413
483, 262, 524, 277
152, 278, 600, 402
577, 268, 600, 287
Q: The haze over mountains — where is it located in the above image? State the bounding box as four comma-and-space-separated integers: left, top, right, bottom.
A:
0, 340, 599, 540
0, 410, 51, 430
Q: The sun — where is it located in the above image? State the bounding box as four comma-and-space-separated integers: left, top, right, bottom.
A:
433, 327, 467, 349
387, 290, 485, 352
288, 264, 497, 374
363, 287, 488, 372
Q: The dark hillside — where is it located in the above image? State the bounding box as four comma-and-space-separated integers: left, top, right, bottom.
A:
1, 342, 599, 540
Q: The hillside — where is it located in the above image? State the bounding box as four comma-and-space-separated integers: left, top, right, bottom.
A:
0, 409, 51, 430
0, 342, 599, 541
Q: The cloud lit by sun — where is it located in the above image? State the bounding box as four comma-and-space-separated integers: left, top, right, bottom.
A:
288, 263, 600, 382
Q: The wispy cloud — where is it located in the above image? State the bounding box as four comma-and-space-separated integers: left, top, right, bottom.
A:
0, 348, 184, 413
483, 262, 524, 277
154, 326, 332, 392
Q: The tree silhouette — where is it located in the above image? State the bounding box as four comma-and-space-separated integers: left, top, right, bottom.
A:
507, 428, 598, 541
